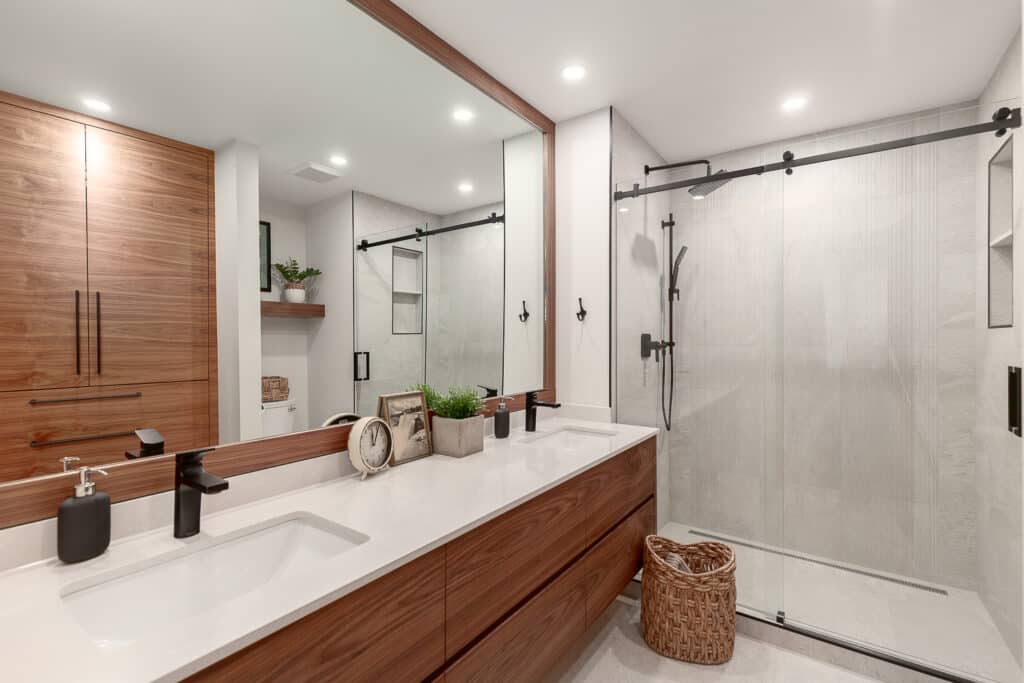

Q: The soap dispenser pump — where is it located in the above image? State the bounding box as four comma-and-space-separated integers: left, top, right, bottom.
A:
58, 466, 111, 564
494, 396, 511, 439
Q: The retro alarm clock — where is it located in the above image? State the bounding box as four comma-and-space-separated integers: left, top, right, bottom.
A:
347, 416, 393, 479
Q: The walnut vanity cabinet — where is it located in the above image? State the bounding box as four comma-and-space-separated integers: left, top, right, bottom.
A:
190, 437, 657, 683
0, 94, 216, 479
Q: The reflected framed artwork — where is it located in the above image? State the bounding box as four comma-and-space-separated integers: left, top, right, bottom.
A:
379, 391, 432, 464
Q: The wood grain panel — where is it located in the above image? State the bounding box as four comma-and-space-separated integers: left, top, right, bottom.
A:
206, 153, 218, 445
190, 547, 445, 683
0, 424, 350, 529
445, 477, 587, 655
582, 498, 655, 627
0, 101, 88, 391
0, 90, 213, 158
581, 438, 657, 545
85, 126, 210, 386
445, 556, 587, 683
0, 381, 209, 481
260, 301, 326, 318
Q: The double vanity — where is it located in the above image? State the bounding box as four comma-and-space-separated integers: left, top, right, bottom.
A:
0, 419, 656, 682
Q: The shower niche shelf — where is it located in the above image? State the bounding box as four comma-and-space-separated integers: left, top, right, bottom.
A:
392, 246, 423, 335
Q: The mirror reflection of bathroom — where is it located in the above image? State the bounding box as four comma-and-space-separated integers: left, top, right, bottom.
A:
990, 135, 1014, 328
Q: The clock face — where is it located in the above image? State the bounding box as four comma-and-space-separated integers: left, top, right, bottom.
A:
360, 419, 391, 469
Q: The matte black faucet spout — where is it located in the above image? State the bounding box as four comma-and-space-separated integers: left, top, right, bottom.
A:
174, 448, 227, 538
525, 391, 561, 432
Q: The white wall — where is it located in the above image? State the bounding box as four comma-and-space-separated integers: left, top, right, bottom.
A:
259, 196, 311, 432
554, 110, 611, 414
975, 29, 1023, 664
503, 130, 546, 395
306, 191, 355, 426
215, 140, 263, 442
611, 109, 669, 526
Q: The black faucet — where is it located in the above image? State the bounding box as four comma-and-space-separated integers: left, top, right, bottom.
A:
174, 448, 228, 538
525, 391, 561, 432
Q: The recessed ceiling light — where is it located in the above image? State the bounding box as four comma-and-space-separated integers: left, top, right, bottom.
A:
457, 182, 474, 194
329, 155, 348, 167
618, 206, 629, 213
561, 64, 586, 82
82, 97, 111, 113
781, 94, 808, 112
452, 108, 475, 124
691, 194, 706, 200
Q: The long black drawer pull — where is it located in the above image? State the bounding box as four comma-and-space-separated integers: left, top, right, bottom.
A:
74, 290, 81, 375
30, 430, 135, 448
1009, 366, 1021, 437
28, 392, 142, 406
96, 291, 102, 374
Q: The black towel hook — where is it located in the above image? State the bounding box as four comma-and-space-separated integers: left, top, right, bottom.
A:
518, 300, 530, 323
576, 297, 587, 322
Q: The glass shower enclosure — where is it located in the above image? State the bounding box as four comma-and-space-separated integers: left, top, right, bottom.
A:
615, 102, 1023, 683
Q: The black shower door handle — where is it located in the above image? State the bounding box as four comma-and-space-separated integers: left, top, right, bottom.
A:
1009, 366, 1021, 437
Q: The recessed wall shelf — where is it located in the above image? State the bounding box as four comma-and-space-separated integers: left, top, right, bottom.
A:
261, 301, 326, 319
392, 288, 423, 296
990, 229, 1013, 248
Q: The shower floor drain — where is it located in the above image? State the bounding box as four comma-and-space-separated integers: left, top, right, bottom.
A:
686, 529, 949, 596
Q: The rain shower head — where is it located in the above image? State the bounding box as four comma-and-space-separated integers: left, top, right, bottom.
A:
689, 169, 731, 199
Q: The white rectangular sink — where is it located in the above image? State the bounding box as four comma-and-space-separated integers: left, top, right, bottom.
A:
61, 512, 368, 648
518, 425, 617, 449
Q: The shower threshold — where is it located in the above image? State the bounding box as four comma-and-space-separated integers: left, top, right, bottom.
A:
659, 522, 1020, 683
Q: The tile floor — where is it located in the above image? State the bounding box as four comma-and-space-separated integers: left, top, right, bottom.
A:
659, 522, 1021, 683
554, 596, 883, 683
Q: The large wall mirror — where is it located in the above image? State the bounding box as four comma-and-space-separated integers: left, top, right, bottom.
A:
0, 0, 553, 509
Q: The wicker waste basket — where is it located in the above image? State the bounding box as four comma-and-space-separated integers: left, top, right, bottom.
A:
640, 536, 736, 665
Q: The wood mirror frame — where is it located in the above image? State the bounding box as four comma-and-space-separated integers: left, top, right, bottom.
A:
0, 0, 556, 529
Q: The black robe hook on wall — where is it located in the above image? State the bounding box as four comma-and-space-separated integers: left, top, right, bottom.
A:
576, 297, 587, 322
518, 300, 530, 323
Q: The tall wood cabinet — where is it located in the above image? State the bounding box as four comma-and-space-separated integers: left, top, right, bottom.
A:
0, 96, 216, 481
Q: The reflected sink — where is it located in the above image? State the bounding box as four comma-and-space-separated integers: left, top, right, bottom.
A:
61, 512, 368, 648
518, 425, 617, 449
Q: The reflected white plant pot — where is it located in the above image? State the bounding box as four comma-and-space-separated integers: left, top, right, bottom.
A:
284, 284, 306, 304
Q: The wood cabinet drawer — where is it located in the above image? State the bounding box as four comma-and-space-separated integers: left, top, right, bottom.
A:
581, 437, 656, 545
191, 547, 445, 683
445, 476, 588, 655
0, 380, 210, 480
582, 497, 655, 627
444, 555, 588, 683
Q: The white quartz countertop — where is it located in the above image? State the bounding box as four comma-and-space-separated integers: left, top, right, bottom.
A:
0, 418, 657, 682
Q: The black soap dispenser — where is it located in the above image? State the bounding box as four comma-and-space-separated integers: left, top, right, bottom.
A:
494, 396, 510, 439
58, 466, 111, 564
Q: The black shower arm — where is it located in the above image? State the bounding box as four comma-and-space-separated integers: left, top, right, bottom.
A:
645, 159, 711, 176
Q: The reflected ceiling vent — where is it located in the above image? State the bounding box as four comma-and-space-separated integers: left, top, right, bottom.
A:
289, 162, 342, 183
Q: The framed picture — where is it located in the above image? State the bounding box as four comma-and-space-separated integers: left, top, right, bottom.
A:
259, 220, 272, 292
378, 391, 432, 464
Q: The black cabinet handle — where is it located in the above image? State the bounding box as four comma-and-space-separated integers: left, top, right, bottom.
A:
1009, 366, 1021, 437
74, 290, 81, 375
28, 392, 142, 406
30, 430, 135, 448
95, 291, 101, 374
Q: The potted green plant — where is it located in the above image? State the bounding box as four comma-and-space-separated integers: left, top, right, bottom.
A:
412, 384, 485, 457
273, 257, 322, 304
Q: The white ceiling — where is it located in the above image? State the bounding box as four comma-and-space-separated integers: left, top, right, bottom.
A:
0, 0, 533, 214
395, 0, 1021, 161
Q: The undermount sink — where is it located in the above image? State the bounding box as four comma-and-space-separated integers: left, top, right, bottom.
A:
519, 425, 617, 448
61, 512, 368, 648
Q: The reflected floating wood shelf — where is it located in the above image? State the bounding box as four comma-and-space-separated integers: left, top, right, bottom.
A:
261, 301, 326, 319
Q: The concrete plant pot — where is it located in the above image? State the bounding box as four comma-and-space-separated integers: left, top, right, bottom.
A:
432, 414, 484, 458
284, 283, 307, 304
